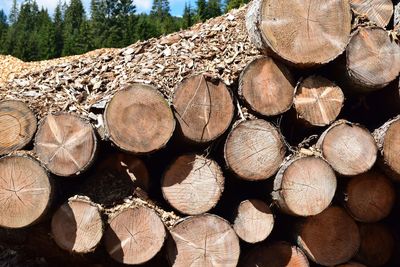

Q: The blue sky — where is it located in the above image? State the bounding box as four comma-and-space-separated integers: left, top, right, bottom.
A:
0, 0, 197, 17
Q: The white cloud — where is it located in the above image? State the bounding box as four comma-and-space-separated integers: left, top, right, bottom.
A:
135, 0, 152, 13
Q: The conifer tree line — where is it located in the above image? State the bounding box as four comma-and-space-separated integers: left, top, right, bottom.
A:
0, 0, 249, 61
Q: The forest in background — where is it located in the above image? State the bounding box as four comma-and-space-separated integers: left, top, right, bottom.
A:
0, 0, 249, 61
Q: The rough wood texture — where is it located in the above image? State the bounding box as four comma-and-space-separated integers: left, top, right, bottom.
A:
34, 113, 97, 177
350, 0, 393, 27
0, 155, 52, 228
336, 263, 367, 267
238, 56, 295, 116
272, 156, 337, 217
344, 170, 395, 223
173, 74, 234, 143
318, 120, 377, 176
51, 197, 103, 254
167, 214, 240, 267
294, 76, 344, 127
346, 27, 400, 91
240, 241, 309, 267
296, 206, 360, 266
224, 119, 286, 181
104, 206, 166, 265
162, 154, 224, 215
246, 0, 352, 67
105, 83, 175, 154
395, 1, 400, 31
233, 199, 274, 243
0, 100, 37, 156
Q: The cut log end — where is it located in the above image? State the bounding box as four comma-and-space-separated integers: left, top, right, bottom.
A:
350, 0, 394, 28
273, 156, 337, 216
233, 199, 274, 243
297, 206, 360, 266
104, 206, 166, 265
381, 118, 400, 178
239, 57, 295, 116
34, 113, 97, 177
294, 76, 344, 127
0, 155, 51, 228
0, 100, 37, 156
105, 83, 175, 154
51, 198, 103, 254
224, 119, 286, 181
345, 171, 395, 222
173, 74, 234, 143
162, 154, 224, 215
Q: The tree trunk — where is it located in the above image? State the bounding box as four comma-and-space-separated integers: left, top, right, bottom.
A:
294, 75, 344, 127
238, 56, 295, 116
232, 199, 274, 244
296, 206, 360, 266
51, 197, 103, 254
317, 120, 377, 176
0, 155, 52, 228
34, 113, 97, 177
167, 214, 240, 267
272, 155, 337, 216
224, 119, 286, 181
0, 100, 37, 156
246, 0, 352, 67
173, 73, 234, 143
344, 170, 395, 223
104, 83, 175, 154
350, 0, 393, 27
161, 154, 224, 215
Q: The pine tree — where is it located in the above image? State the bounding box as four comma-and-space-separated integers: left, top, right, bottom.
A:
196, 0, 207, 21
206, 0, 222, 19
36, 8, 56, 59
0, 10, 8, 53
182, 2, 194, 28
9, 0, 19, 25
62, 0, 87, 55
225, 0, 249, 12
54, 1, 64, 57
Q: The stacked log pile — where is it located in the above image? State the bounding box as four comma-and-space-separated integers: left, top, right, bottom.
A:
0, 1, 399, 266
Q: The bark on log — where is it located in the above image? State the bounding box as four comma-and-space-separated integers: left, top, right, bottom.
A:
350, 0, 393, 27
238, 56, 295, 116
317, 120, 377, 176
344, 170, 395, 222
0, 100, 37, 156
232, 199, 274, 243
162, 154, 224, 215
34, 113, 97, 177
336, 263, 367, 267
104, 206, 166, 265
296, 206, 360, 266
0, 155, 52, 228
272, 155, 337, 216
246, 0, 352, 67
224, 119, 286, 181
173, 74, 234, 143
167, 214, 240, 267
105, 83, 175, 154
51, 197, 103, 254
294, 75, 344, 127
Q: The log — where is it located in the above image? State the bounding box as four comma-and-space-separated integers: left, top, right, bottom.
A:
0, 155, 52, 228
355, 223, 394, 267
272, 155, 337, 216
296, 206, 360, 266
346, 27, 400, 91
232, 199, 274, 243
224, 119, 286, 181
238, 56, 295, 116
336, 263, 367, 267
34, 113, 97, 177
162, 154, 224, 215
173, 74, 234, 143
317, 120, 377, 176
350, 0, 393, 27
239, 241, 309, 267
0, 100, 37, 156
246, 0, 352, 67
104, 206, 166, 265
395, 1, 400, 31
344, 170, 395, 222
167, 214, 240, 267
294, 75, 344, 127
104, 83, 175, 154
51, 197, 103, 254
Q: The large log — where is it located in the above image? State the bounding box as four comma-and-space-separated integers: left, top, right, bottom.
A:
336, 263, 367, 267
246, 0, 352, 67
350, 0, 393, 27
0, 100, 37, 156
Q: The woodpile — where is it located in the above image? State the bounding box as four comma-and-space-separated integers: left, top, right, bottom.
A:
0, 1, 399, 266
